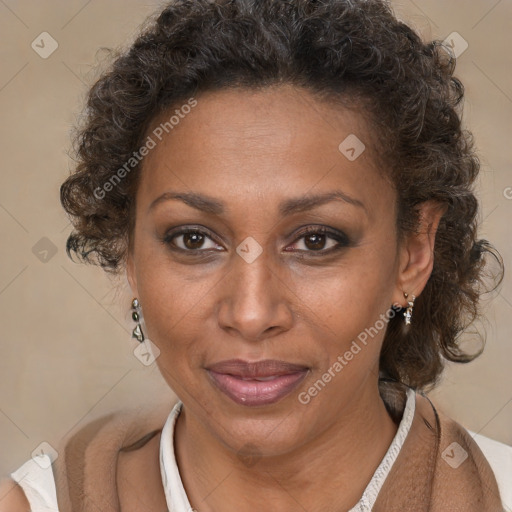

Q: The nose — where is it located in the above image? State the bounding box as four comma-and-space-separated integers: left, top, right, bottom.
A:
216, 248, 294, 342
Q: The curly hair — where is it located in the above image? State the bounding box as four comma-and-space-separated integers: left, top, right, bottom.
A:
60, 0, 503, 391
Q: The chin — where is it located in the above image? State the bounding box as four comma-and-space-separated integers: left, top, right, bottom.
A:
211, 398, 313, 454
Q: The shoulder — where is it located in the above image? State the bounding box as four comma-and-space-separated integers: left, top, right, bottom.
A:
421, 394, 505, 511
0, 478, 30, 512
56, 400, 174, 461
52, 400, 176, 511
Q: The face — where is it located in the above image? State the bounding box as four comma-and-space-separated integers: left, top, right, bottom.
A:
127, 85, 404, 456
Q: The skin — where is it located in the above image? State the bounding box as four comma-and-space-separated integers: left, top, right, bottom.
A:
126, 84, 445, 512
0, 479, 30, 511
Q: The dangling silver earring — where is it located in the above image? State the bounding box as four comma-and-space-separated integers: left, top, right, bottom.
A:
403, 292, 416, 326
131, 298, 145, 342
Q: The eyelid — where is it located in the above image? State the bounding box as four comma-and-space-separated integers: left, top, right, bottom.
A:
162, 225, 224, 252
285, 225, 350, 253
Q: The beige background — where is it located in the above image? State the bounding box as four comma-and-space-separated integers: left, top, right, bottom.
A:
0, 0, 511, 479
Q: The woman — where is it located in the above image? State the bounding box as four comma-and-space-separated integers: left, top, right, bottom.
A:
0, 0, 508, 510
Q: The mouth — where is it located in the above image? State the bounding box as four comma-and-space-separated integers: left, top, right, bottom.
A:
205, 359, 309, 407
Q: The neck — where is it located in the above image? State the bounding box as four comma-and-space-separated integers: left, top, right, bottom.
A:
174, 380, 401, 512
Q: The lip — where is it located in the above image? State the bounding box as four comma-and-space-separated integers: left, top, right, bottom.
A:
205, 359, 309, 407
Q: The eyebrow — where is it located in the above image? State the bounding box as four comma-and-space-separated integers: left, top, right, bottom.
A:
148, 190, 367, 216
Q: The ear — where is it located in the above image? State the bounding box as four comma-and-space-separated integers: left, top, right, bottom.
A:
391, 200, 447, 307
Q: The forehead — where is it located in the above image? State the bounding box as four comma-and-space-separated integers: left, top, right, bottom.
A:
137, 85, 394, 219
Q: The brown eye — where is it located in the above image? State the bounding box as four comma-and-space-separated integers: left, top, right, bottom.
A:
183, 232, 206, 249
163, 228, 223, 252
303, 233, 327, 251
285, 226, 350, 255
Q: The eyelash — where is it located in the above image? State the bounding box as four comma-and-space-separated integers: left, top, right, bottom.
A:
162, 225, 350, 256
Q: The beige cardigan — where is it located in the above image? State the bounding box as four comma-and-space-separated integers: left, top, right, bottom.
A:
49, 381, 505, 511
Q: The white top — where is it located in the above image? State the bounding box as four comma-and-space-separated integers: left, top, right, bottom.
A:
9, 454, 58, 512
9, 388, 512, 511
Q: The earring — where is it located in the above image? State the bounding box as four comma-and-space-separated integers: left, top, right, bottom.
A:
403, 292, 416, 326
131, 298, 145, 342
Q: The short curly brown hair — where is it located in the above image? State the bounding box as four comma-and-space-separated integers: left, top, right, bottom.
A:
60, 0, 503, 390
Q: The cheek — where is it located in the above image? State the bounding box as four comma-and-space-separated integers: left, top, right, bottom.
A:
134, 254, 223, 381
298, 246, 397, 358
134, 260, 193, 348
136, 269, 205, 393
